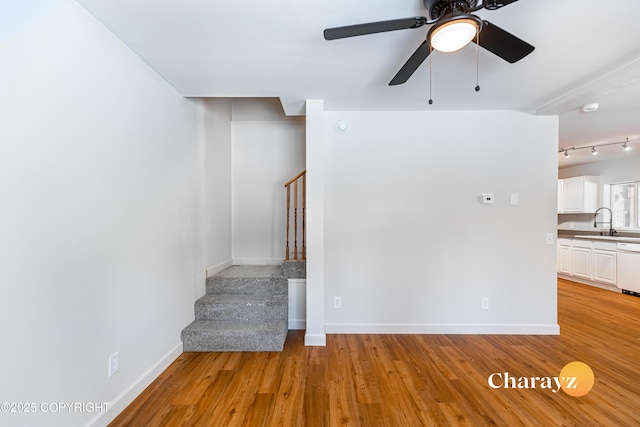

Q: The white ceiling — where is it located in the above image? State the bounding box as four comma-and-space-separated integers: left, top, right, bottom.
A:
75, 0, 640, 167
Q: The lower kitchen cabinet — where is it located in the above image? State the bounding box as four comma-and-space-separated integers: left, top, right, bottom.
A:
557, 238, 618, 289
593, 247, 617, 286
571, 240, 593, 280
557, 239, 572, 275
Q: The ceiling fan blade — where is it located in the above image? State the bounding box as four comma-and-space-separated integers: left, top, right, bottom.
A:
482, 0, 519, 10
324, 17, 427, 40
389, 40, 431, 86
474, 21, 534, 63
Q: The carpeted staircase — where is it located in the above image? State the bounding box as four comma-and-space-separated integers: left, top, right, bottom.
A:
181, 265, 289, 352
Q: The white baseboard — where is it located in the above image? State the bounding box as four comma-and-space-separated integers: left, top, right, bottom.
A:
206, 259, 233, 278
289, 319, 306, 330
304, 333, 326, 346
557, 274, 620, 293
233, 258, 283, 266
88, 342, 183, 427
324, 323, 560, 335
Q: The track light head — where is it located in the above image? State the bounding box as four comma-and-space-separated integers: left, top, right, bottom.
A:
623, 139, 631, 151
564, 150, 570, 158
591, 146, 597, 155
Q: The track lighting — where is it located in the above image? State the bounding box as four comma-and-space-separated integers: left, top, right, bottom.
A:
559, 138, 634, 158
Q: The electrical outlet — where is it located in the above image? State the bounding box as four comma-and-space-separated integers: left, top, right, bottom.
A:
333, 297, 342, 309
481, 194, 494, 205
109, 352, 119, 377
481, 298, 490, 310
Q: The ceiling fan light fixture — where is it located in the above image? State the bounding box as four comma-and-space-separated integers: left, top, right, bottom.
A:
428, 15, 482, 53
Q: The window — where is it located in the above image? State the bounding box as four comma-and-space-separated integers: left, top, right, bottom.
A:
611, 182, 639, 229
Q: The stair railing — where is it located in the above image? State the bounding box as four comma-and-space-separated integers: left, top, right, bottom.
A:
284, 170, 306, 261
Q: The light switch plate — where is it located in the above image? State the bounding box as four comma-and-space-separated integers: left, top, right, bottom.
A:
109, 352, 119, 377
546, 233, 555, 245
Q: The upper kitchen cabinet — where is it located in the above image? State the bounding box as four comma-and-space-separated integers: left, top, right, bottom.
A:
558, 176, 599, 213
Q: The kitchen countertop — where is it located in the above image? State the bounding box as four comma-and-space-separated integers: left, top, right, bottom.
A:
558, 231, 640, 244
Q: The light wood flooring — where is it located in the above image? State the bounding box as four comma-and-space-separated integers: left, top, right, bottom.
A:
109, 279, 640, 426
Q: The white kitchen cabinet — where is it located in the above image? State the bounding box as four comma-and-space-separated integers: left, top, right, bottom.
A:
593, 241, 617, 285
560, 176, 599, 213
571, 240, 593, 280
558, 238, 621, 291
557, 239, 572, 275
557, 180, 564, 213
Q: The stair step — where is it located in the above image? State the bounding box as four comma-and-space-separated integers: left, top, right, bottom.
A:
194, 294, 287, 321
214, 265, 285, 278
206, 266, 287, 295
182, 265, 290, 352
282, 260, 306, 279
181, 320, 288, 352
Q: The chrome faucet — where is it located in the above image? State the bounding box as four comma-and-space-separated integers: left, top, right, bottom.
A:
593, 207, 617, 236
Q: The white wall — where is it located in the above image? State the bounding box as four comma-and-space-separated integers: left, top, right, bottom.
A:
306, 108, 559, 337
304, 100, 326, 345
198, 98, 233, 276
231, 99, 305, 264
0, 2, 217, 426
558, 155, 640, 231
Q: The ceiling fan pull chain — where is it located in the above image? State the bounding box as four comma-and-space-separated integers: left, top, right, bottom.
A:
475, 25, 480, 92
428, 44, 434, 105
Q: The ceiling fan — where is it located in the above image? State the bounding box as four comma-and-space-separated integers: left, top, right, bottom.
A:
323, 0, 534, 86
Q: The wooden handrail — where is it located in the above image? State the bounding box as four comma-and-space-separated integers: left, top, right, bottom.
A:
284, 170, 306, 187
284, 170, 306, 261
